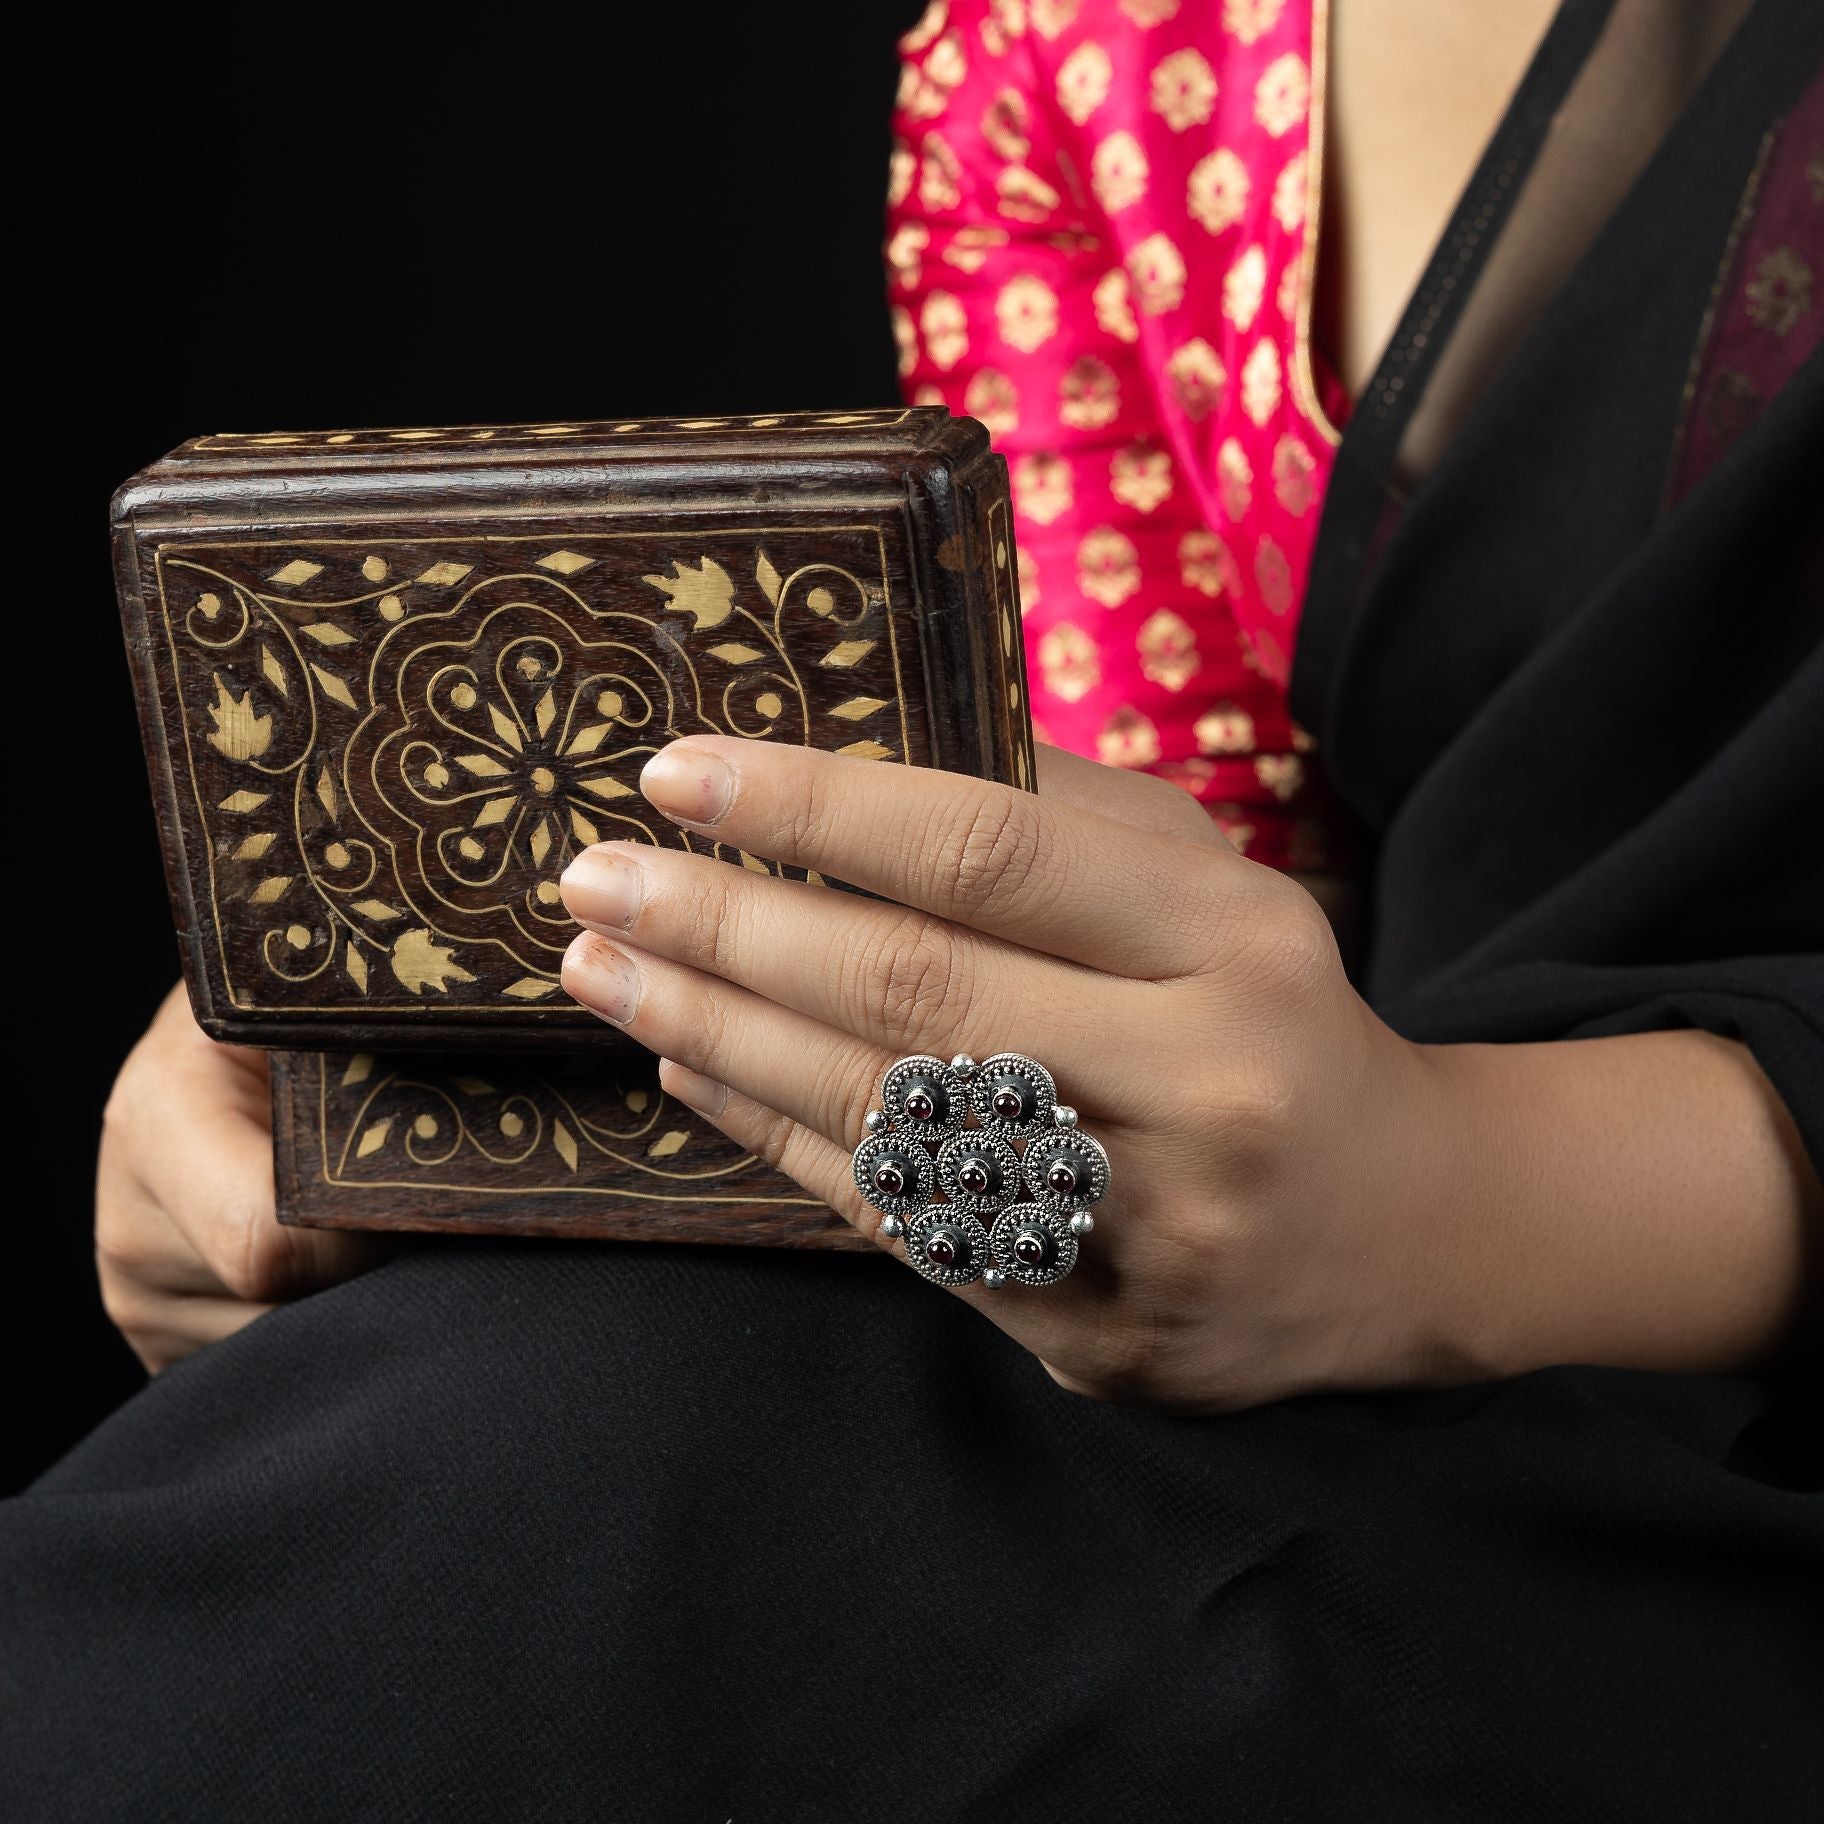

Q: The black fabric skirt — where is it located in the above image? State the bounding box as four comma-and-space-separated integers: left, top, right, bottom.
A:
5, 1239, 1818, 1822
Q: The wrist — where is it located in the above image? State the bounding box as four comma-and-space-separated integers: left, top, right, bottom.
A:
1338, 1028, 1514, 1387
1376, 1032, 1815, 1384
1379, 1039, 1539, 1383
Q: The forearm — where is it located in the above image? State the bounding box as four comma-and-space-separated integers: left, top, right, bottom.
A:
1402, 1030, 1820, 1381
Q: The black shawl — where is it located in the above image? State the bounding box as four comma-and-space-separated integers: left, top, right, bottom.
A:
1296, 0, 1824, 1187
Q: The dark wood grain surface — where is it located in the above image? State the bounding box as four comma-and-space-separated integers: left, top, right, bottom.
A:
120, 406, 1029, 1239
272, 1047, 874, 1246
115, 407, 1030, 1053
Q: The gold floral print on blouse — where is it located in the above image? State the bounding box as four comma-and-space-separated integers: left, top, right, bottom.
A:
1038, 620, 1102, 700
1745, 246, 1813, 337
1188, 149, 1251, 236
1110, 443, 1175, 513
1060, 355, 1122, 427
1077, 525, 1143, 606
1126, 232, 1187, 313
1167, 338, 1227, 419
1058, 40, 1115, 122
1137, 608, 1202, 690
996, 274, 1062, 350
1151, 49, 1217, 132
1178, 529, 1238, 599
1092, 131, 1151, 212
1253, 53, 1310, 139
1216, 438, 1253, 520
889, 0, 1344, 872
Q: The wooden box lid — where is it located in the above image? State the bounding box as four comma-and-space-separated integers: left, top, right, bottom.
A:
114, 407, 1030, 1053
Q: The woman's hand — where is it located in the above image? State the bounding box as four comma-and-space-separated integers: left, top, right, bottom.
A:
555, 736, 1431, 1410
96, 985, 390, 1373
559, 738, 1815, 1410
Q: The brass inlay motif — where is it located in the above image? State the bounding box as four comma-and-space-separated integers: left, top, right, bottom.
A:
158, 528, 908, 1017
189, 408, 916, 457
983, 494, 1033, 790
314, 1052, 829, 1201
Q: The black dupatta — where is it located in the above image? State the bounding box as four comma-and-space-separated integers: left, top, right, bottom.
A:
1295, 0, 1823, 1190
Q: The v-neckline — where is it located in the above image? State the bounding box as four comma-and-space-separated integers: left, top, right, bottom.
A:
1288, 0, 1785, 744
1300, 0, 1613, 470
1288, 0, 1633, 737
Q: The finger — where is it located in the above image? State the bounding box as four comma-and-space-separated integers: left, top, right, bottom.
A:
105, 1280, 276, 1375
124, 1012, 393, 1302
560, 840, 1143, 1104
657, 1059, 895, 1246
1032, 742, 1233, 849
101, 1127, 393, 1313
565, 931, 888, 1147
95, 1173, 230, 1301
658, 1060, 1113, 1348
633, 736, 1250, 977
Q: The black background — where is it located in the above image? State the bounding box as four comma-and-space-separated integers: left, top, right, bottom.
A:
22, 3, 921, 1493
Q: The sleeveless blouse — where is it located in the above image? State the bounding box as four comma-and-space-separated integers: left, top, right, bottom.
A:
887, 0, 1348, 868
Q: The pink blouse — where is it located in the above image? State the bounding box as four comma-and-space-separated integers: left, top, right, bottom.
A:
888, 0, 1347, 869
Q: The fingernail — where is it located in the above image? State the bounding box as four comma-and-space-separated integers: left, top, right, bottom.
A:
561, 846, 643, 931
641, 745, 733, 825
662, 1061, 729, 1117
563, 932, 640, 1026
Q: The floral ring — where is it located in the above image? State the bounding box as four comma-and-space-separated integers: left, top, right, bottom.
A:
854, 1053, 1109, 1289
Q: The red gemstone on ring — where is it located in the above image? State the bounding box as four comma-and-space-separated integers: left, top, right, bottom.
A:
906, 1090, 935, 1121
874, 1163, 906, 1196
958, 1159, 990, 1194
1046, 1161, 1077, 1195
991, 1088, 1023, 1119
925, 1233, 957, 1267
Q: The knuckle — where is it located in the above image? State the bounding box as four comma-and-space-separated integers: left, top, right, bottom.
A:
96, 1264, 154, 1347
93, 1207, 154, 1288
938, 787, 1052, 926
1050, 1305, 1169, 1405
100, 1048, 151, 1143
207, 1200, 285, 1304
1159, 783, 1230, 847
663, 864, 733, 977
678, 979, 740, 1080
862, 912, 966, 1047
743, 1103, 801, 1173
1118, 766, 1230, 847
782, 769, 829, 864
699, 878, 747, 984
1186, 862, 1337, 1000
1253, 878, 1339, 999
831, 1040, 890, 1142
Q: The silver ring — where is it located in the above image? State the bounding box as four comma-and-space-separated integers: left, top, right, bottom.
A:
853, 1052, 1109, 1288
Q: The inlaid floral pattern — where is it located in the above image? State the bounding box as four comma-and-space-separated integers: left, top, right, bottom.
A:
160, 531, 905, 1017
305, 1049, 862, 1238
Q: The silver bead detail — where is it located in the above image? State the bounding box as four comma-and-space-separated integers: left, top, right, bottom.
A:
864, 1109, 888, 1135
951, 1054, 978, 1077
1052, 1104, 1078, 1129
982, 1266, 1007, 1289
880, 1214, 905, 1240
1069, 1210, 1095, 1237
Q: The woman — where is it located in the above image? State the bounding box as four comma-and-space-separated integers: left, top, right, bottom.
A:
9, 1, 1820, 1817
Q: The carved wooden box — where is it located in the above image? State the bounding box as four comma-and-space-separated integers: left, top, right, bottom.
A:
114, 407, 1031, 1243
